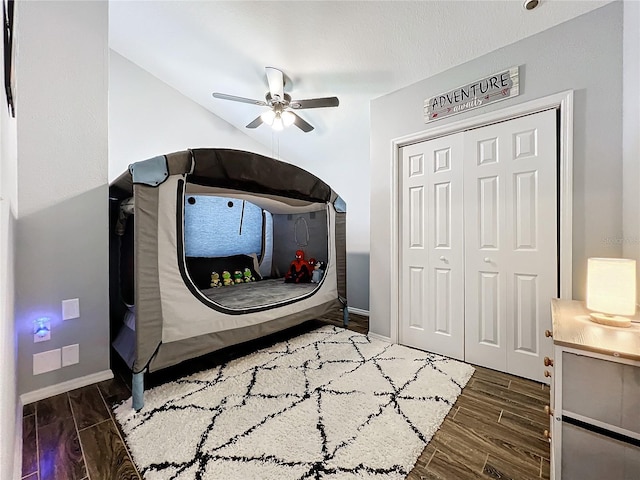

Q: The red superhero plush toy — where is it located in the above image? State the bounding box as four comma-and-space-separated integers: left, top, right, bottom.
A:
284, 249, 311, 283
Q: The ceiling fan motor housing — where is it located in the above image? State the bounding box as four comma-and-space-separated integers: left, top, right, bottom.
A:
266, 92, 292, 108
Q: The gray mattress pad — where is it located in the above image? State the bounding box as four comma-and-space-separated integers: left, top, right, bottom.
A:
199, 277, 318, 309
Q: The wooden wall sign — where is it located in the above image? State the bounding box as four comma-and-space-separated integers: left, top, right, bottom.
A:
424, 66, 519, 123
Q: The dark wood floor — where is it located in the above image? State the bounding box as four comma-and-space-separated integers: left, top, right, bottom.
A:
22, 311, 549, 480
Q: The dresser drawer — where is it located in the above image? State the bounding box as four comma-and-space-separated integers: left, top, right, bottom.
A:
562, 421, 640, 480
562, 352, 640, 435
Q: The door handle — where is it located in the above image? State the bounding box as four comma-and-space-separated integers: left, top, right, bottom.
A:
439, 256, 448, 263
483, 257, 492, 263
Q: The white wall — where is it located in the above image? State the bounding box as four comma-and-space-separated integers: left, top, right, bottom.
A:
16, 1, 110, 394
622, 0, 640, 300
109, 51, 273, 180
370, 3, 625, 336
0, 2, 19, 476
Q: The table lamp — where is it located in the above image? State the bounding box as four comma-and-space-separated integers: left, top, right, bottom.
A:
586, 257, 637, 327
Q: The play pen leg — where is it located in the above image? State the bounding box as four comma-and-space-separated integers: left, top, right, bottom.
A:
343, 306, 349, 326
132, 370, 145, 411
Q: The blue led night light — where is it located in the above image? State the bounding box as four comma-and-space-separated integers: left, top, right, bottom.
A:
33, 317, 50, 337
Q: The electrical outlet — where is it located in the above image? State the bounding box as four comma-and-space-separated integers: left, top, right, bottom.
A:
33, 349, 61, 375
62, 298, 80, 320
62, 344, 79, 367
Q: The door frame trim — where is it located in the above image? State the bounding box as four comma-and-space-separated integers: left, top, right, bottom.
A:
389, 90, 574, 344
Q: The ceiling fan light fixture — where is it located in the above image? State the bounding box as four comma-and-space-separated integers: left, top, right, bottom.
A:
212, 67, 338, 133
260, 110, 276, 126
272, 114, 284, 131
281, 110, 295, 127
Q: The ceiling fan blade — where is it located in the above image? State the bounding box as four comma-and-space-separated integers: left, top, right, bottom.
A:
291, 112, 314, 132
212, 92, 267, 106
289, 97, 339, 109
265, 67, 284, 101
246, 116, 264, 129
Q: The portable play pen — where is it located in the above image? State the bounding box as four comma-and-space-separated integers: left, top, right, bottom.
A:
109, 148, 348, 409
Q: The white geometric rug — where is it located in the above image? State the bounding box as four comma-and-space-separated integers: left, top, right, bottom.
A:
115, 326, 474, 480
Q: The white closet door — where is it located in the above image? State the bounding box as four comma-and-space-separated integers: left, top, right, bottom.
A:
400, 134, 465, 360
464, 109, 557, 383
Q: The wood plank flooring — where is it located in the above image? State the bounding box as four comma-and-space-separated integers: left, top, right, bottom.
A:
408, 367, 551, 480
22, 311, 550, 479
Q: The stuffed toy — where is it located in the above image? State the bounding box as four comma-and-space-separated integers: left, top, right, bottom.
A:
222, 270, 233, 286
311, 261, 326, 283
243, 267, 255, 283
233, 270, 244, 284
284, 249, 311, 283
210, 271, 222, 288
307, 258, 316, 271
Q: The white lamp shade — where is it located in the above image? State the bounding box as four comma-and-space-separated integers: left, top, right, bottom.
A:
272, 114, 284, 131
260, 110, 276, 126
586, 257, 637, 315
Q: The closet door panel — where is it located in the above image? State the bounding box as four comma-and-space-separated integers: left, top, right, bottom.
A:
464, 109, 557, 383
400, 135, 464, 360
408, 266, 425, 329
478, 271, 501, 346
479, 176, 499, 249
514, 273, 538, 354
504, 110, 557, 382
465, 131, 508, 372
402, 149, 428, 339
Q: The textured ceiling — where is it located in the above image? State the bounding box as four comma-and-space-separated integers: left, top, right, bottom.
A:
109, 0, 609, 186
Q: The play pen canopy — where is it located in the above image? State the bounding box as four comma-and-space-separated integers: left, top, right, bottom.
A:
109, 148, 347, 375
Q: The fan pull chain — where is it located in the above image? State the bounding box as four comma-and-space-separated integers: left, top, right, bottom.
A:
270, 131, 280, 161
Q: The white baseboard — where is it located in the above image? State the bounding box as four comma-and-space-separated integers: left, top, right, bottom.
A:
367, 331, 392, 343
20, 369, 113, 405
347, 306, 370, 317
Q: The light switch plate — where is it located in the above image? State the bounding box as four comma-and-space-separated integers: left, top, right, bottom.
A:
33, 349, 61, 375
62, 298, 80, 320
62, 344, 79, 367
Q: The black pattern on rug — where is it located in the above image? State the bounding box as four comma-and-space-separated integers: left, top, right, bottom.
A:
115, 326, 474, 480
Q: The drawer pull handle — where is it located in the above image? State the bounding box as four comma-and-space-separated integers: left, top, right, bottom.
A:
544, 429, 552, 443
544, 357, 554, 367
544, 405, 554, 416
544, 370, 552, 378
545, 329, 553, 338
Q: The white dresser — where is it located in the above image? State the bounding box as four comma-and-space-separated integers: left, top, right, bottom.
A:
548, 299, 640, 480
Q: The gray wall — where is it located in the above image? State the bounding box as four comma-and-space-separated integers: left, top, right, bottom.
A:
370, 3, 625, 336
346, 252, 370, 312
0, 5, 18, 475
16, 1, 110, 394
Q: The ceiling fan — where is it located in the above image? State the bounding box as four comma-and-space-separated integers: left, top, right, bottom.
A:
212, 67, 339, 133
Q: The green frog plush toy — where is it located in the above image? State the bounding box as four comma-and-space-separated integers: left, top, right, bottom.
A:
222, 270, 233, 286
243, 267, 255, 283
233, 270, 243, 284
210, 271, 222, 288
